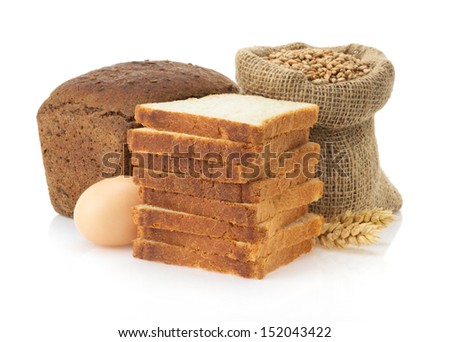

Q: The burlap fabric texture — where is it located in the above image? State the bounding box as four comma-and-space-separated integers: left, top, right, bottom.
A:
236, 43, 402, 220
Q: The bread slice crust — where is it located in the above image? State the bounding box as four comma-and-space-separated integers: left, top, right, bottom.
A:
133, 238, 313, 279
135, 94, 318, 144
138, 213, 323, 261
140, 178, 323, 226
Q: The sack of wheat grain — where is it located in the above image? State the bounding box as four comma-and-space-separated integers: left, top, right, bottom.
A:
236, 42, 402, 220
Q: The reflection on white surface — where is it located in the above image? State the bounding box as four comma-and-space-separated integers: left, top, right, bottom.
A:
47, 214, 133, 272
47, 211, 403, 275
48, 211, 402, 252
44, 211, 404, 324
48, 215, 79, 241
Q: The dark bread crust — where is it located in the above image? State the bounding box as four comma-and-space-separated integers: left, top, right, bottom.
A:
42, 61, 238, 117
37, 61, 238, 217
133, 238, 313, 279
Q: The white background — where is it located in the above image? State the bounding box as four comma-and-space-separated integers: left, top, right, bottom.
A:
1, 1, 449, 341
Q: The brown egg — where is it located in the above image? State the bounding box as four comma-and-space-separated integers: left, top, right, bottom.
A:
74, 176, 140, 246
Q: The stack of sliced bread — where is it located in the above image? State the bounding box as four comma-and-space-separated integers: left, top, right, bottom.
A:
128, 94, 324, 279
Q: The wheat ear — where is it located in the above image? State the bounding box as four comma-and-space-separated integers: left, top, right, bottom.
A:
317, 208, 395, 248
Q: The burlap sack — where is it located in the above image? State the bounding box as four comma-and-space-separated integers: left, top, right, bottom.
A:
236, 42, 402, 219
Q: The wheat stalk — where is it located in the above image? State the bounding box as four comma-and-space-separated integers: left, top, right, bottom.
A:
317, 208, 395, 248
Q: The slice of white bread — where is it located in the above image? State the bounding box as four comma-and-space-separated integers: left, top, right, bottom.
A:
133, 238, 313, 279
127, 126, 309, 159
137, 213, 323, 262
140, 178, 323, 227
133, 204, 309, 243
135, 94, 318, 144
131, 141, 320, 185
131, 141, 319, 201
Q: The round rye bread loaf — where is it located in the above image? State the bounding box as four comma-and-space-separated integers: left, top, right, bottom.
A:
37, 61, 238, 217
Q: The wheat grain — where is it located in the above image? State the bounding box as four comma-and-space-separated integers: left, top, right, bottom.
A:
263, 48, 371, 84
